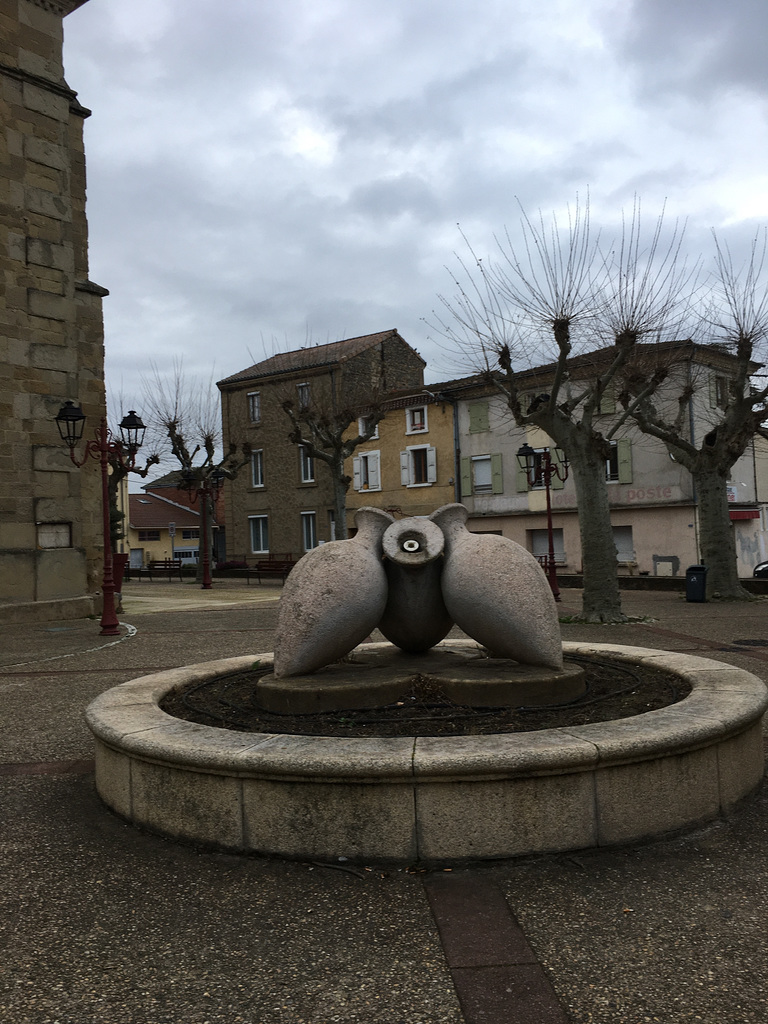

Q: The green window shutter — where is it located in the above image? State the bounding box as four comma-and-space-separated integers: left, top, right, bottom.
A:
551, 461, 565, 489
469, 402, 489, 433
516, 459, 530, 492
617, 438, 632, 483
491, 453, 503, 493
460, 457, 472, 497
599, 388, 616, 414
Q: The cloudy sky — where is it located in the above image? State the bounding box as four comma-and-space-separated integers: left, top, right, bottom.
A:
63, 0, 768, 409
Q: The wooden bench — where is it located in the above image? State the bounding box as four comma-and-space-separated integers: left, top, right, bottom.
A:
246, 559, 296, 584
140, 558, 184, 581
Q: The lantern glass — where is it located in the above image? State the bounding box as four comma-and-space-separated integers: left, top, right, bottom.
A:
118, 410, 146, 452
55, 401, 86, 448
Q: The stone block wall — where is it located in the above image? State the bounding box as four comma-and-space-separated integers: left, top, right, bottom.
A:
0, 0, 106, 606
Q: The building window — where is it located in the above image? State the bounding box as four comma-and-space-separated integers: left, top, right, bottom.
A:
297, 382, 311, 410
613, 525, 635, 563
248, 391, 261, 424
606, 439, 632, 484
468, 403, 489, 433
301, 511, 318, 551
401, 445, 437, 486
529, 528, 566, 565
36, 522, 72, 548
181, 529, 199, 540
249, 515, 269, 554
358, 415, 379, 440
138, 530, 161, 542
406, 405, 428, 434
353, 450, 381, 491
471, 455, 492, 492
300, 445, 315, 483
461, 454, 503, 496
710, 374, 730, 409
251, 449, 264, 488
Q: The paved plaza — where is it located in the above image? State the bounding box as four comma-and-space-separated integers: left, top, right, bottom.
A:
1, 581, 767, 1023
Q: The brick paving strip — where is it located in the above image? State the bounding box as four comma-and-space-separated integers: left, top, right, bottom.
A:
423, 873, 571, 1024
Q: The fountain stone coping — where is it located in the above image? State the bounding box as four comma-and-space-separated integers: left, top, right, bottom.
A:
85, 641, 768, 863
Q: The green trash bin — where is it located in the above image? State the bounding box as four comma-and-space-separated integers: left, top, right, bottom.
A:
685, 564, 708, 602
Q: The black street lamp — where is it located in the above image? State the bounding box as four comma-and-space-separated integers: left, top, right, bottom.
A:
516, 442, 569, 601
55, 402, 146, 634
181, 467, 226, 590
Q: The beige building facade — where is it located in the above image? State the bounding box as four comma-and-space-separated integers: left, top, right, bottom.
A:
345, 389, 459, 527
450, 348, 766, 579
1, 0, 107, 614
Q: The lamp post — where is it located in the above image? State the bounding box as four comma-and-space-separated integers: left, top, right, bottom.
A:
181, 467, 225, 589
55, 401, 146, 635
516, 442, 569, 602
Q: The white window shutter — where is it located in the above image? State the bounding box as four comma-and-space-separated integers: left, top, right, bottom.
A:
426, 447, 437, 483
353, 456, 361, 491
369, 452, 381, 489
400, 451, 410, 486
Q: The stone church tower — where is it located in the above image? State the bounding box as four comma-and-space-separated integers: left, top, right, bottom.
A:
1, 0, 107, 619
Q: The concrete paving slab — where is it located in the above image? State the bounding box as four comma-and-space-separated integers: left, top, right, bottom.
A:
1, 586, 767, 1022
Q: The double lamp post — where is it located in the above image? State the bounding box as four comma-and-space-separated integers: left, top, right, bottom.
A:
516, 442, 569, 602
55, 400, 146, 636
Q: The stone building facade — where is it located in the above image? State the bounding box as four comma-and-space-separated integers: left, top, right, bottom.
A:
1, 0, 107, 615
218, 330, 426, 560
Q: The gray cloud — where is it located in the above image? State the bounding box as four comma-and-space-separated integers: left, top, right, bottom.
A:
62, 0, 768, 410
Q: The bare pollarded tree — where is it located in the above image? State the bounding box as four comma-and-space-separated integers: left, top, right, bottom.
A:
623, 231, 768, 599
280, 362, 386, 541
141, 361, 250, 579
430, 197, 697, 622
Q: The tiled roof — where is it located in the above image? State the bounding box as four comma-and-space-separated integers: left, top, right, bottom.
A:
128, 493, 200, 530
217, 330, 424, 386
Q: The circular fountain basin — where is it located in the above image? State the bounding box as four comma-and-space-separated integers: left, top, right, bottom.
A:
86, 641, 768, 864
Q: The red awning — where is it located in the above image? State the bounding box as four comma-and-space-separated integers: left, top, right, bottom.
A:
729, 509, 760, 520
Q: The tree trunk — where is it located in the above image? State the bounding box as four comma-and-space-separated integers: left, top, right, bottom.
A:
332, 454, 349, 541
567, 443, 626, 622
694, 466, 751, 600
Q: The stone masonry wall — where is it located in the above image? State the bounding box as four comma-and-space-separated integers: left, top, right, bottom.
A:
0, 0, 106, 605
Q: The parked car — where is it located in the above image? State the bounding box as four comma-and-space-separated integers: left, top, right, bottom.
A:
754, 562, 768, 578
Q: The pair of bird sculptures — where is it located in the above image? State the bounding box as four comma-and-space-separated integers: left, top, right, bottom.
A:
273, 503, 563, 678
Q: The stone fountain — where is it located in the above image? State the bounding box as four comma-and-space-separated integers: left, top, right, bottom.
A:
87, 505, 768, 864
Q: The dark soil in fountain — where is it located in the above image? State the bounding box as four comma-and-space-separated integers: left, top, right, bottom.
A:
160, 654, 691, 738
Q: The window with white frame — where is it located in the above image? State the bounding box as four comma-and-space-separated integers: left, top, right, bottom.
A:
301, 511, 318, 551
247, 391, 261, 424
406, 405, 428, 434
353, 450, 381, 491
297, 382, 311, 410
181, 529, 199, 539
358, 415, 379, 440
249, 515, 269, 554
299, 445, 315, 483
471, 455, 493, 493
401, 445, 437, 486
251, 449, 264, 488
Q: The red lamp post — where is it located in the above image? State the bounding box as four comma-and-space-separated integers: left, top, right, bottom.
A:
517, 442, 569, 602
55, 401, 146, 635
181, 467, 225, 590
